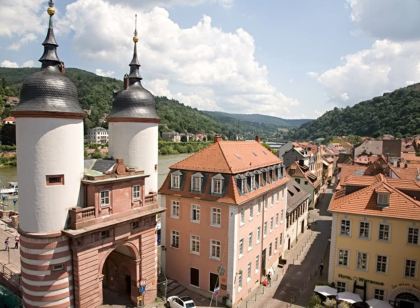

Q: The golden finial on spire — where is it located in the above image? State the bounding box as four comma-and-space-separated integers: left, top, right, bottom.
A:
133, 14, 139, 43
47, 0, 55, 16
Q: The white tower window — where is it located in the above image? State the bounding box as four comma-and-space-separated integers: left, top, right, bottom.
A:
46, 174, 64, 186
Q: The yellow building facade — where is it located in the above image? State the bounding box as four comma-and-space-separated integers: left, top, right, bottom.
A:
329, 174, 420, 308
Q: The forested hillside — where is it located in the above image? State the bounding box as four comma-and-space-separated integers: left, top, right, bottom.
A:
288, 84, 420, 140
0, 67, 303, 139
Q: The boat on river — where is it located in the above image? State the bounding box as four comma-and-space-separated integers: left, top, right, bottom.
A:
0, 182, 18, 195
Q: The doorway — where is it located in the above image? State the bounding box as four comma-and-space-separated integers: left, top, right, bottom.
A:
287, 238, 291, 250
190, 268, 199, 287
209, 273, 218, 292
262, 249, 266, 275
396, 293, 419, 308
301, 220, 305, 234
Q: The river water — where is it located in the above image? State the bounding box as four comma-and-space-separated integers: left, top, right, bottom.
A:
0, 154, 191, 212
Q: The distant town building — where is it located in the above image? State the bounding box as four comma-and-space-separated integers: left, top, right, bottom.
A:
160, 137, 288, 306
287, 161, 321, 207
1, 116, 16, 125
4, 96, 19, 107
194, 132, 208, 142
328, 174, 420, 305
87, 126, 109, 144
162, 131, 181, 142
354, 139, 401, 159
285, 181, 310, 250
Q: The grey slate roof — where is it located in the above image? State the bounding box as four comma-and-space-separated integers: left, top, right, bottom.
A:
287, 181, 310, 213
84, 159, 116, 175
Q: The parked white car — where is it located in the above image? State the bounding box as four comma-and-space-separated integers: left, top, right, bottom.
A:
167, 296, 196, 308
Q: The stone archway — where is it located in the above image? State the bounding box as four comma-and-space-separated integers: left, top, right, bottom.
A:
390, 288, 420, 308
101, 244, 140, 305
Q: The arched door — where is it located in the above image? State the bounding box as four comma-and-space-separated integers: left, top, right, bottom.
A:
396, 293, 419, 308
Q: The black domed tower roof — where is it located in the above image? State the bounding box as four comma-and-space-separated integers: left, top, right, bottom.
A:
108, 14, 159, 122
13, 0, 84, 118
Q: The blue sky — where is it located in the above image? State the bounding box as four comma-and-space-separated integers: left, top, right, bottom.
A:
1, 0, 419, 119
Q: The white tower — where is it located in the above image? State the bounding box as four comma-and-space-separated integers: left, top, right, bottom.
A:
108, 15, 159, 194
13, 1, 84, 306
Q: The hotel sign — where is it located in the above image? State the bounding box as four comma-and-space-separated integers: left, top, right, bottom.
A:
338, 274, 384, 286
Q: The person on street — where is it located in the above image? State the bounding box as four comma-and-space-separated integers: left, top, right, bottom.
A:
319, 261, 324, 276
4, 237, 9, 251
14, 235, 19, 249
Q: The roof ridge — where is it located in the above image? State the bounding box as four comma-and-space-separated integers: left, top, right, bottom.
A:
217, 141, 233, 173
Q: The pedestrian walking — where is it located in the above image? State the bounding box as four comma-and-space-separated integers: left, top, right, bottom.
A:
267, 272, 272, 287
4, 237, 9, 251
319, 261, 324, 276
14, 235, 19, 249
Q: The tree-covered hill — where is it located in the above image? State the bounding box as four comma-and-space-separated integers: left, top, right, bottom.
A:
0, 67, 307, 139
288, 84, 420, 140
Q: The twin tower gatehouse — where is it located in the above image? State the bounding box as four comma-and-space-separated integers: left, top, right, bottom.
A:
13, 1, 162, 307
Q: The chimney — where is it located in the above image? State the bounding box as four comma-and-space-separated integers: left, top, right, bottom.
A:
255, 136, 261, 143
123, 74, 129, 90
214, 135, 222, 143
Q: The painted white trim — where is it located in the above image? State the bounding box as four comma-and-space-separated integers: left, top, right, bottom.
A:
23, 295, 72, 307
22, 276, 71, 287
21, 255, 71, 266
21, 267, 51, 276
20, 245, 69, 255
227, 205, 238, 304
22, 285, 72, 297
328, 213, 337, 283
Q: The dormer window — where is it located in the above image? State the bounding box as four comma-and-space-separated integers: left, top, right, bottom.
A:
250, 175, 256, 190
191, 173, 204, 192
211, 174, 224, 194
171, 170, 182, 189
377, 192, 390, 207
236, 175, 245, 194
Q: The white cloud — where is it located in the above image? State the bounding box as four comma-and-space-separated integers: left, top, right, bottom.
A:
62, 0, 298, 116
102, 0, 234, 9
317, 39, 420, 105
0, 0, 45, 49
1, 60, 19, 68
1, 59, 36, 68
348, 0, 420, 41
95, 68, 115, 77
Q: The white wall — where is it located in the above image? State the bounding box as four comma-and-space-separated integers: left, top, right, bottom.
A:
16, 118, 84, 233
109, 122, 158, 194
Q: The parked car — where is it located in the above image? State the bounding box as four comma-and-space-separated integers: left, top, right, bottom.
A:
167, 296, 196, 308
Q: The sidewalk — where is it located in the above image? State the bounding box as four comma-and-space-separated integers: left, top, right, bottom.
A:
239, 191, 333, 308
0, 220, 21, 273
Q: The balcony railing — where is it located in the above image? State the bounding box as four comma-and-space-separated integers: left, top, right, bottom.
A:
69, 206, 96, 229
145, 192, 157, 205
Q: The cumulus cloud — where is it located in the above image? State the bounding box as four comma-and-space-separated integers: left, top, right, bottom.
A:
348, 0, 420, 41
0, 0, 45, 49
102, 0, 234, 9
316, 40, 420, 105
95, 69, 115, 77
62, 0, 298, 116
1, 59, 36, 68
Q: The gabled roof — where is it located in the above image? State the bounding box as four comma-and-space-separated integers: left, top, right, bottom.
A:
287, 161, 320, 188
170, 140, 281, 174
287, 182, 310, 213
329, 175, 420, 221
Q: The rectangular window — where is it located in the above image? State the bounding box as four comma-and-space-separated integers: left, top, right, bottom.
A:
46, 174, 64, 185
270, 217, 274, 231
405, 259, 416, 278
249, 205, 254, 220
248, 232, 253, 250
340, 219, 351, 236
257, 227, 261, 243
379, 224, 390, 241
337, 281, 346, 293
338, 249, 349, 266
171, 174, 181, 189
280, 233, 283, 245
238, 271, 243, 289
408, 227, 419, 244
357, 252, 368, 271
190, 235, 200, 255
191, 204, 200, 223
275, 237, 278, 251
359, 221, 370, 239
210, 240, 221, 259
247, 262, 252, 280
132, 185, 140, 200
276, 213, 279, 226
239, 239, 244, 256
374, 289, 384, 300
250, 176, 256, 190
171, 201, 180, 218
240, 208, 245, 225
191, 176, 202, 192
211, 208, 221, 227
100, 190, 110, 207
255, 255, 260, 272
376, 255, 387, 273
264, 222, 268, 236
269, 243, 272, 257
171, 231, 180, 248
281, 209, 284, 220
52, 264, 64, 272
212, 178, 223, 194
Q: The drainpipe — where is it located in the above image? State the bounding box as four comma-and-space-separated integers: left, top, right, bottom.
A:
259, 193, 266, 282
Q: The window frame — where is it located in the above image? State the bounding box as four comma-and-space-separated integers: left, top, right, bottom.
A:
170, 171, 182, 189
132, 184, 141, 200
376, 255, 388, 273
357, 251, 368, 271
211, 208, 222, 227
405, 259, 416, 278
212, 174, 224, 195
378, 223, 390, 241
171, 230, 180, 248
100, 190, 111, 207
210, 239, 221, 260
340, 219, 351, 236
338, 249, 349, 266
191, 204, 200, 223
359, 221, 370, 239
191, 173, 204, 192
190, 235, 200, 255
408, 227, 419, 245
171, 201, 180, 219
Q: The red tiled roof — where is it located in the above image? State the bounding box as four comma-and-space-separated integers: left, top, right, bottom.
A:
329, 175, 420, 221
170, 140, 281, 174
